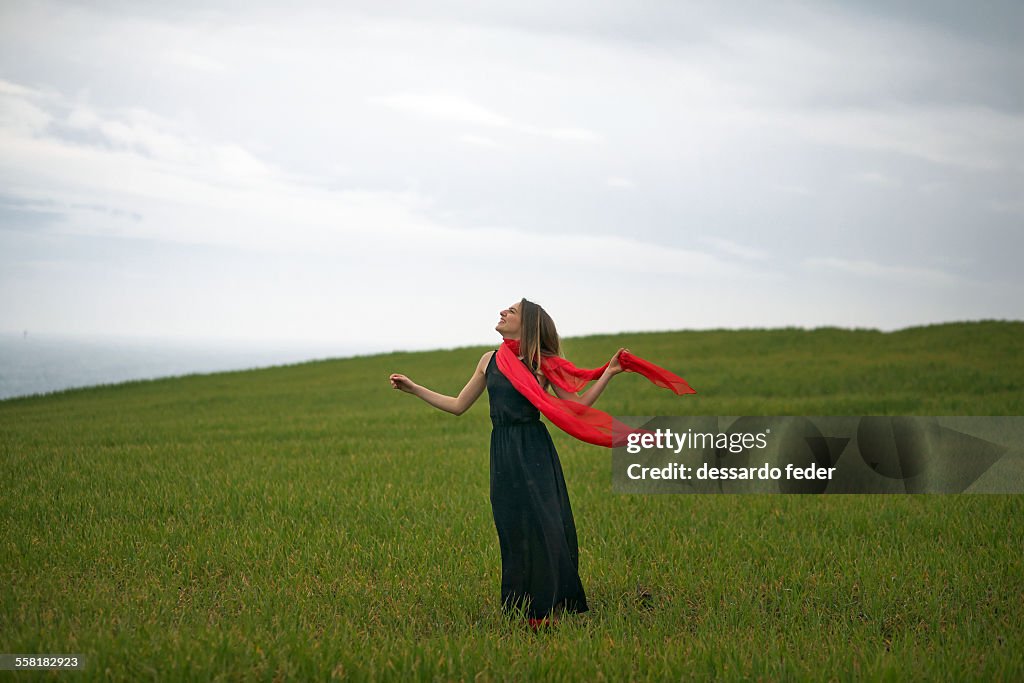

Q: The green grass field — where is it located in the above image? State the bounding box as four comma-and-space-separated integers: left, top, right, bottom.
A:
2, 321, 1022, 681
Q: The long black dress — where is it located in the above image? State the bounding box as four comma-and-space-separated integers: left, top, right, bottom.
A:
485, 351, 589, 619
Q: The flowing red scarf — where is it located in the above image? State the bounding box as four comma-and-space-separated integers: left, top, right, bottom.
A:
495, 338, 696, 448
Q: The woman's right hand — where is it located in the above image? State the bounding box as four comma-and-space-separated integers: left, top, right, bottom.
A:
389, 373, 418, 394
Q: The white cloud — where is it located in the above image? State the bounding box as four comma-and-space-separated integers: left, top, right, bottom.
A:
702, 237, 769, 261
0, 77, 759, 284
369, 92, 512, 128
794, 105, 1024, 172
161, 49, 229, 74
369, 91, 603, 144
853, 171, 899, 187
802, 256, 965, 289
1, 1, 1020, 347
536, 127, 602, 143
0, 96, 51, 137
772, 184, 812, 196
459, 133, 501, 148
64, 104, 200, 165
0, 78, 44, 98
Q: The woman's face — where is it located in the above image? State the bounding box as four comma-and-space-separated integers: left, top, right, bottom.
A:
496, 302, 523, 338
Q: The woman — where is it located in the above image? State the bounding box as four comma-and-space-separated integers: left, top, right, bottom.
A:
389, 298, 693, 628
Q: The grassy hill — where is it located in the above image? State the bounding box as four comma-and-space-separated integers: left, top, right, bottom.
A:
2, 321, 1022, 680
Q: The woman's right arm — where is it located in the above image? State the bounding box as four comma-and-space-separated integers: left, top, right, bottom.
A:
389, 351, 492, 416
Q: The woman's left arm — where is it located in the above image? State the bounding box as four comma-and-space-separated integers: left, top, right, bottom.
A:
548, 348, 627, 407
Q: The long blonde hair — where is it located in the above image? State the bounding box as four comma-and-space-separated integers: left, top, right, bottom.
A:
518, 298, 562, 373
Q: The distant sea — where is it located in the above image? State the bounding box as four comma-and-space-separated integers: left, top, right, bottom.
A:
0, 333, 387, 401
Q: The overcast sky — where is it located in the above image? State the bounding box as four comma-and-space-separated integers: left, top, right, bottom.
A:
1, 0, 1022, 352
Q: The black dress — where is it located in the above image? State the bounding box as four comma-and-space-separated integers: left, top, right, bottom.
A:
485, 351, 589, 619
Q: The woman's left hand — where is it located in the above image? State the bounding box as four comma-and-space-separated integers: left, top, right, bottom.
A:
608, 348, 629, 375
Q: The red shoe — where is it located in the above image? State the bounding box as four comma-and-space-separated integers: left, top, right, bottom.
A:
528, 617, 554, 631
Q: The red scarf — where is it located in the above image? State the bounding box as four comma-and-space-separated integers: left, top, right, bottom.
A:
495, 338, 695, 448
